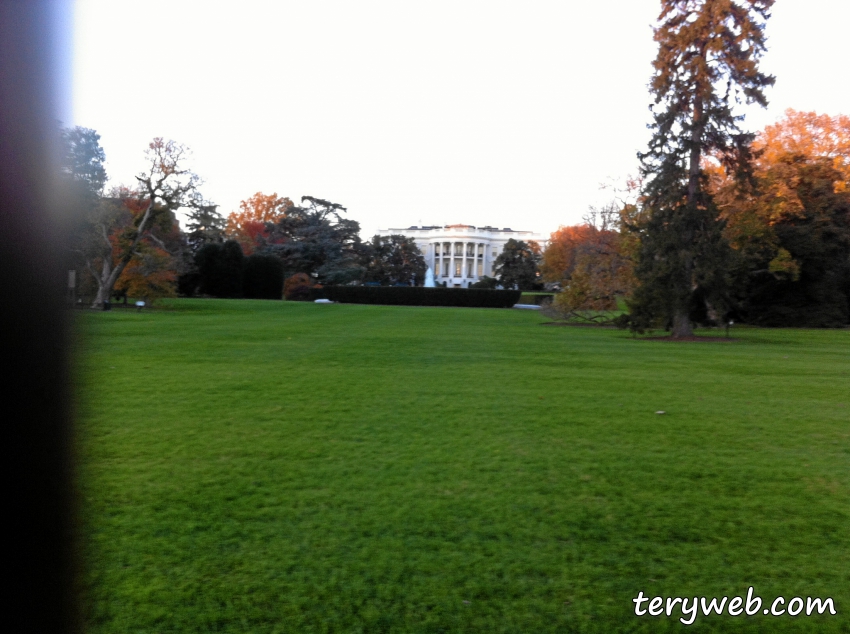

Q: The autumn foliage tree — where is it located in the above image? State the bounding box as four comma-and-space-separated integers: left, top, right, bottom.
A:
712, 109, 850, 325
542, 224, 598, 284
543, 204, 636, 320
84, 138, 202, 308
283, 272, 317, 301
226, 192, 293, 255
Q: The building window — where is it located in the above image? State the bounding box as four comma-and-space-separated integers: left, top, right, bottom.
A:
454, 243, 463, 256
466, 243, 474, 256
467, 261, 474, 277
492, 250, 497, 258
455, 260, 462, 276
443, 260, 450, 276
477, 262, 483, 277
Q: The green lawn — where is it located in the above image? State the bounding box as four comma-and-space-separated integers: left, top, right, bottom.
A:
76, 299, 850, 633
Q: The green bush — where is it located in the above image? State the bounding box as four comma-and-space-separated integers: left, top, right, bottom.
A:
310, 286, 521, 308
195, 240, 244, 298
243, 254, 284, 299
518, 293, 554, 305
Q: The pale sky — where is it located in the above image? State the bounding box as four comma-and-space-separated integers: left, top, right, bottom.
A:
69, 0, 849, 239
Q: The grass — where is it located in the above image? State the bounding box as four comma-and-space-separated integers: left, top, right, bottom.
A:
76, 299, 850, 633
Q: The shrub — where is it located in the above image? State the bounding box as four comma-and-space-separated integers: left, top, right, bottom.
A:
195, 240, 244, 298
310, 286, 521, 308
469, 276, 498, 289
518, 293, 553, 305
284, 273, 317, 301
243, 254, 284, 299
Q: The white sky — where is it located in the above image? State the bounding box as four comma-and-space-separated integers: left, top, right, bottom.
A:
69, 0, 849, 238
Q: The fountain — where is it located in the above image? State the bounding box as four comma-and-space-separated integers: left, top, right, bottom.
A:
424, 267, 436, 287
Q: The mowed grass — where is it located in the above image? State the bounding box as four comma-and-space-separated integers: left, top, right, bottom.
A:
76, 300, 850, 633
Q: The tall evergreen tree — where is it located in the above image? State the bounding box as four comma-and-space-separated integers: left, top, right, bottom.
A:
631, 0, 775, 337
184, 200, 225, 254
265, 196, 364, 284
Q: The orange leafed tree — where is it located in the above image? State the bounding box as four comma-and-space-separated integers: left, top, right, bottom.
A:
86, 138, 199, 308
542, 204, 636, 317
707, 109, 850, 325
712, 109, 850, 273
108, 189, 181, 302
226, 192, 293, 254
114, 244, 178, 301
541, 224, 598, 283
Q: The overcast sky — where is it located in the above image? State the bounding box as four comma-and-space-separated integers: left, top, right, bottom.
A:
69, 0, 849, 238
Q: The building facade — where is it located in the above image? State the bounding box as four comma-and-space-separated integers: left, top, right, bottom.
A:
375, 224, 549, 288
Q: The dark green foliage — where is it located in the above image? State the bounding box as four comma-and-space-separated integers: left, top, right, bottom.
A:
628, 200, 733, 332
60, 125, 109, 268
184, 202, 225, 254
60, 125, 107, 199
242, 254, 284, 300
362, 234, 427, 285
469, 275, 498, 289
493, 239, 542, 290
518, 293, 554, 306
176, 271, 201, 297
265, 196, 364, 284
195, 240, 244, 298
312, 286, 521, 308
631, 0, 774, 337
741, 158, 850, 326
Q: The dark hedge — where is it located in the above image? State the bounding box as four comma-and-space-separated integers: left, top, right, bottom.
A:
309, 286, 521, 308
196, 241, 244, 298
243, 254, 284, 299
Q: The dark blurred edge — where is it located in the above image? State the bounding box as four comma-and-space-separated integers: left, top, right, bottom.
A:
1, 2, 78, 632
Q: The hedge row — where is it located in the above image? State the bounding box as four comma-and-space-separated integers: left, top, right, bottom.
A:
310, 286, 522, 308
518, 293, 555, 305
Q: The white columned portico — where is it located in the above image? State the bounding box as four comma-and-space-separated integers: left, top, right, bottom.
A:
376, 224, 549, 288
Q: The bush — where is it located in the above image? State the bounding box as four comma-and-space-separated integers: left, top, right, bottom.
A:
243, 254, 284, 299
284, 273, 318, 301
310, 286, 521, 308
518, 293, 554, 305
177, 271, 201, 297
469, 276, 498, 289
195, 241, 244, 298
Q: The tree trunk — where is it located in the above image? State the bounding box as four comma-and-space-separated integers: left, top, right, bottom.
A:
671, 309, 693, 339
671, 87, 703, 340
90, 201, 155, 308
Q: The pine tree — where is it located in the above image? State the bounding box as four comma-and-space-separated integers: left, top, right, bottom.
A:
185, 201, 225, 253
631, 0, 775, 337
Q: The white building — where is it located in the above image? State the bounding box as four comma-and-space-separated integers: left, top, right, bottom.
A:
375, 224, 549, 288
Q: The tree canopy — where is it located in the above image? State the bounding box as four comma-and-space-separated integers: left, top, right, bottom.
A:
226, 192, 293, 255
493, 239, 541, 290
544, 204, 635, 317
265, 196, 364, 285
362, 235, 427, 286
712, 109, 850, 325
